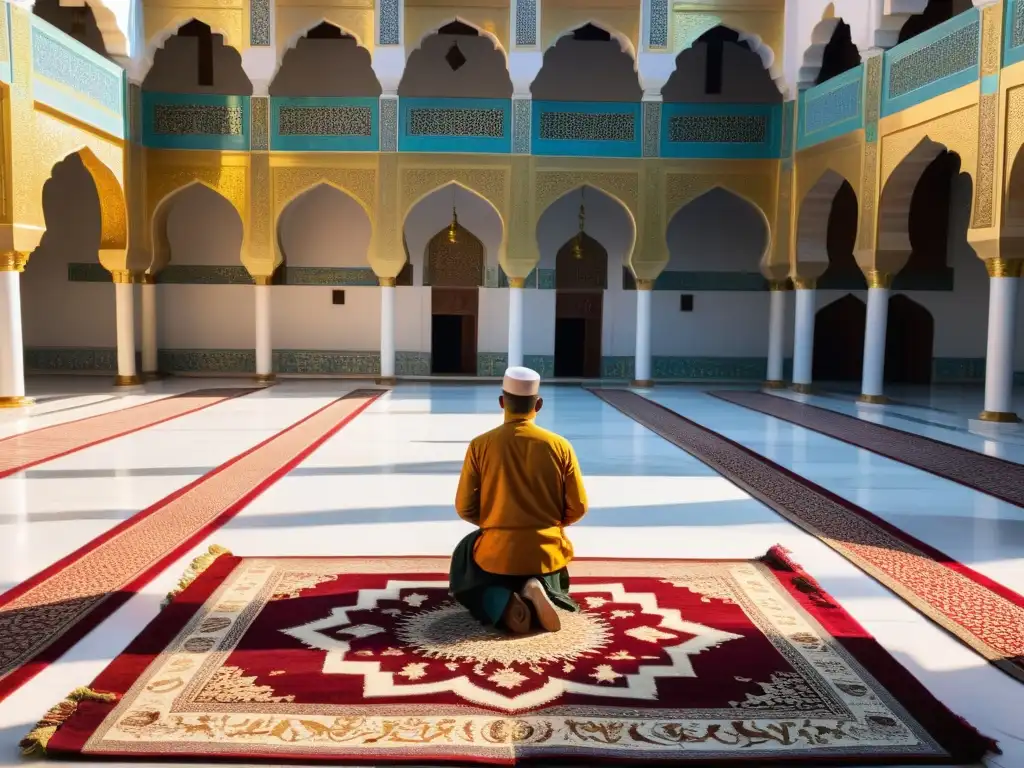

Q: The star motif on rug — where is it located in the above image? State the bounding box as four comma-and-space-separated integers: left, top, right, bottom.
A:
280, 580, 743, 712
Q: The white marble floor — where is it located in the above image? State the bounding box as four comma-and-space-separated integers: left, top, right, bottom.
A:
0, 378, 1021, 767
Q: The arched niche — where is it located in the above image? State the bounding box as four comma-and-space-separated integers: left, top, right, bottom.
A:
663, 25, 780, 103
536, 186, 632, 281
404, 182, 504, 284
799, 11, 861, 90
29, 154, 103, 269
277, 183, 372, 268
796, 170, 858, 277
152, 182, 244, 269
531, 23, 640, 102
142, 20, 252, 95
271, 22, 381, 97
32, 0, 108, 55
399, 20, 511, 98
555, 233, 608, 290
665, 188, 769, 271
903, 151, 961, 276
813, 294, 866, 382
425, 223, 485, 287
1002, 141, 1024, 259
898, 0, 974, 44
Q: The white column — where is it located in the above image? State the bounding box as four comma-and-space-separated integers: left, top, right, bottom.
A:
765, 281, 788, 387
507, 277, 524, 368
980, 259, 1022, 421
632, 281, 653, 386
0, 253, 30, 406
379, 277, 396, 382
860, 272, 892, 402
140, 275, 158, 376
791, 278, 817, 392
254, 278, 273, 383
114, 271, 140, 386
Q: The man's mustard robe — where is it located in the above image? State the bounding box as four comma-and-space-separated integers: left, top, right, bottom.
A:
455, 413, 588, 576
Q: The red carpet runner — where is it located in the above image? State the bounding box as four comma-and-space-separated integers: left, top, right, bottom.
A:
591, 389, 1024, 683
41, 552, 996, 764
710, 390, 1024, 506
0, 388, 257, 478
0, 390, 381, 702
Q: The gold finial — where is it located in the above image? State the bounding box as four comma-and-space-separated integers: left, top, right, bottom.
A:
447, 206, 458, 244
572, 189, 587, 260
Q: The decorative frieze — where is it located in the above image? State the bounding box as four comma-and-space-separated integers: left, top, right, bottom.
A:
668, 114, 766, 144
408, 107, 504, 137
539, 111, 635, 142
153, 104, 243, 135
513, 0, 537, 47
642, 102, 661, 157
379, 96, 398, 152
31, 25, 121, 113
512, 98, 531, 154
249, 0, 271, 46
279, 106, 373, 136
250, 96, 269, 150
378, 0, 401, 46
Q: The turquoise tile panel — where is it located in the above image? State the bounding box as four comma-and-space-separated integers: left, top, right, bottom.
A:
158, 265, 252, 284
477, 353, 507, 376
1005, 0, 1024, 67
652, 271, 768, 291
396, 352, 431, 375
531, 101, 642, 158
67, 263, 110, 282
932, 357, 985, 381
882, 9, 980, 117
601, 356, 634, 379
524, 355, 555, 377
797, 65, 863, 150
270, 97, 379, 152
0, 5, 12, 85
399, 97, 511, 154
981, 73, 1000, 95
276, 350, 380, 375
24, 347, 118, 372
143, 92, 250, 150
30, 16, 125, 138
284, 267, 378, 286
653, 357, 768, 380
780, 99, 795, 159
660, 102, 782, 159
537, 269, 556, 289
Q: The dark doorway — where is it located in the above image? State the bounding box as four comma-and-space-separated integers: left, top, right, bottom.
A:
813, 294, 866, 382
555, 292, 602, 378
885, 295, 934, 384
431, 287, 478, 374
554, 318, 587, 377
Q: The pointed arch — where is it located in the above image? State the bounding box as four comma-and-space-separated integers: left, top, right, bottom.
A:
142, 16, 243, 76
276, 182, 373, 268
536, 185, 636, 272
149, 180, 244, 272
410, 17, 507, 63
799, 12, 861, 90
42, 147, 127, 254
878, 137, 951, 257
796, 169, 857, 271
547, 20, 637, 65
666, 186, 771, 270
425, 222, 485, 287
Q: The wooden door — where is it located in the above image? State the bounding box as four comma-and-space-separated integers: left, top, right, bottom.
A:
555, 291, 603, 378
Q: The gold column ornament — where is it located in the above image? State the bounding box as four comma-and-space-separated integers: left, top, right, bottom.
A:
0, 396, 35, 408
864, 269, 893, 289
791, 383, 813, 394
0, 252, 30, 272
138, 273, 156, 285
508, 277, 526, 289
767, 279, 790, 291
254, 373, 276, 385
979, 410, 1022, 423
253, 275, 274, 286
792, 277, 817, 290
636, 278, 655, 290
985, 258, 1023, 278
379, 276, 396, 287
858, 394, 890, 405
110, 270, 133, 284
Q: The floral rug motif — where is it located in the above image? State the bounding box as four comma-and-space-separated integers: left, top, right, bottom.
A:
44, 553, 995, 765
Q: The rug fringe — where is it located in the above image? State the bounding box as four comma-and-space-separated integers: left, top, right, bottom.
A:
19, 687, 118, 756
162, 544, 231, 607
761, 546, 836, 608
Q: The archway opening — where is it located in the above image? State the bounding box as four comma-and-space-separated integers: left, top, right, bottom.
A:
32, 0, 107, 54
271, 23, 381, 96
898, 0, 974, 44
554, 232, 607, 378
816, 20, 860, 84
531, 25, 640, 101
903, 151, 958, 279
819, 180, 859, 285
400, 21, 511, 97
426, 224, 483, 374
154, 183, 244, 270
885, 295, 934, 384
813, 294, 865, 382
143, 20, 252, 94
663, 25, 779, 103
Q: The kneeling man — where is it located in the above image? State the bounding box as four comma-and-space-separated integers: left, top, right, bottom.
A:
450, 367, 588, 635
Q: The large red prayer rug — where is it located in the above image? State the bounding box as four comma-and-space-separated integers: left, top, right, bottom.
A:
0, 390, 381, 703
0, 387, 257, 478
39, 551, 996, 765
592, 388, 1024, 684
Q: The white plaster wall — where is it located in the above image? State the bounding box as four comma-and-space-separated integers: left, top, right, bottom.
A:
159, 285, 252, 349
272, 286, 380, 350
524, 290, 555, 356
395, 286, 431, 352
650, 291, 777, 357
536, 188, 633, 271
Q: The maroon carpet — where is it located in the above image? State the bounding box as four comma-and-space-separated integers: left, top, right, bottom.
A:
710, 390, 1024, 506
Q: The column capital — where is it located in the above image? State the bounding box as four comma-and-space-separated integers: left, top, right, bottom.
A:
110, 269, 134, 284
137, 272, 157, 285
767, 279, 791, 291
253, 275, 274, 286
0, 252, 29, 272
508, 277, 526, 288
985, 258, 1023, 278
863, 269, 892, 289
379, 277, 396, 287
636, 278, 655, 291
792, 277, 817, 290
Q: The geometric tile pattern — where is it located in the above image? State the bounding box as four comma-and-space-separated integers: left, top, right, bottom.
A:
31, 26, 122, 113
153, 104, 244, 135
667, 115, 766, 144
408, 107, 505, 137
250, 0, 271, 46
803, 78, 861, 135
539, 111, 636, 141
379, 0, 401, 45
512, 98, 531, 153
278, 106, 374, 136
888, 20, 979, 99
642, 101, 661, 157
379, 97, 398, 151
514, 0, 537, 46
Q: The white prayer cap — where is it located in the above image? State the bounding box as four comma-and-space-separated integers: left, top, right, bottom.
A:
502, 366, 541, 396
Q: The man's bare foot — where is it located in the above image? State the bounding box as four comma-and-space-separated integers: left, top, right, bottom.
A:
521, 579, 561, 632
502, 593, 532, 635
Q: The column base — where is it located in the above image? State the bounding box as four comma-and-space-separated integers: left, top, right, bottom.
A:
0, 396, 35, 408
857, 394, 890, 405
254, 373, 276, 386
978, 410, 1021, 423
762, 380, 786, 389
143, 371, 167, 381
630, 379, 654, 388
375, 377, 397, 386
790, 383, 813, 394
114, 374, 143, 387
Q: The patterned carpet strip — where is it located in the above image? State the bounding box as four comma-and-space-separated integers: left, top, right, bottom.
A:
37, 551, 997, 764
0, 388, 258, 479
590, 389, 1024, 684
0, 389, 382, 703
710, 390, 1024, 506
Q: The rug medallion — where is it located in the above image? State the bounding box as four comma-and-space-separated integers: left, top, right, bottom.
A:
45, 554, 993, 764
